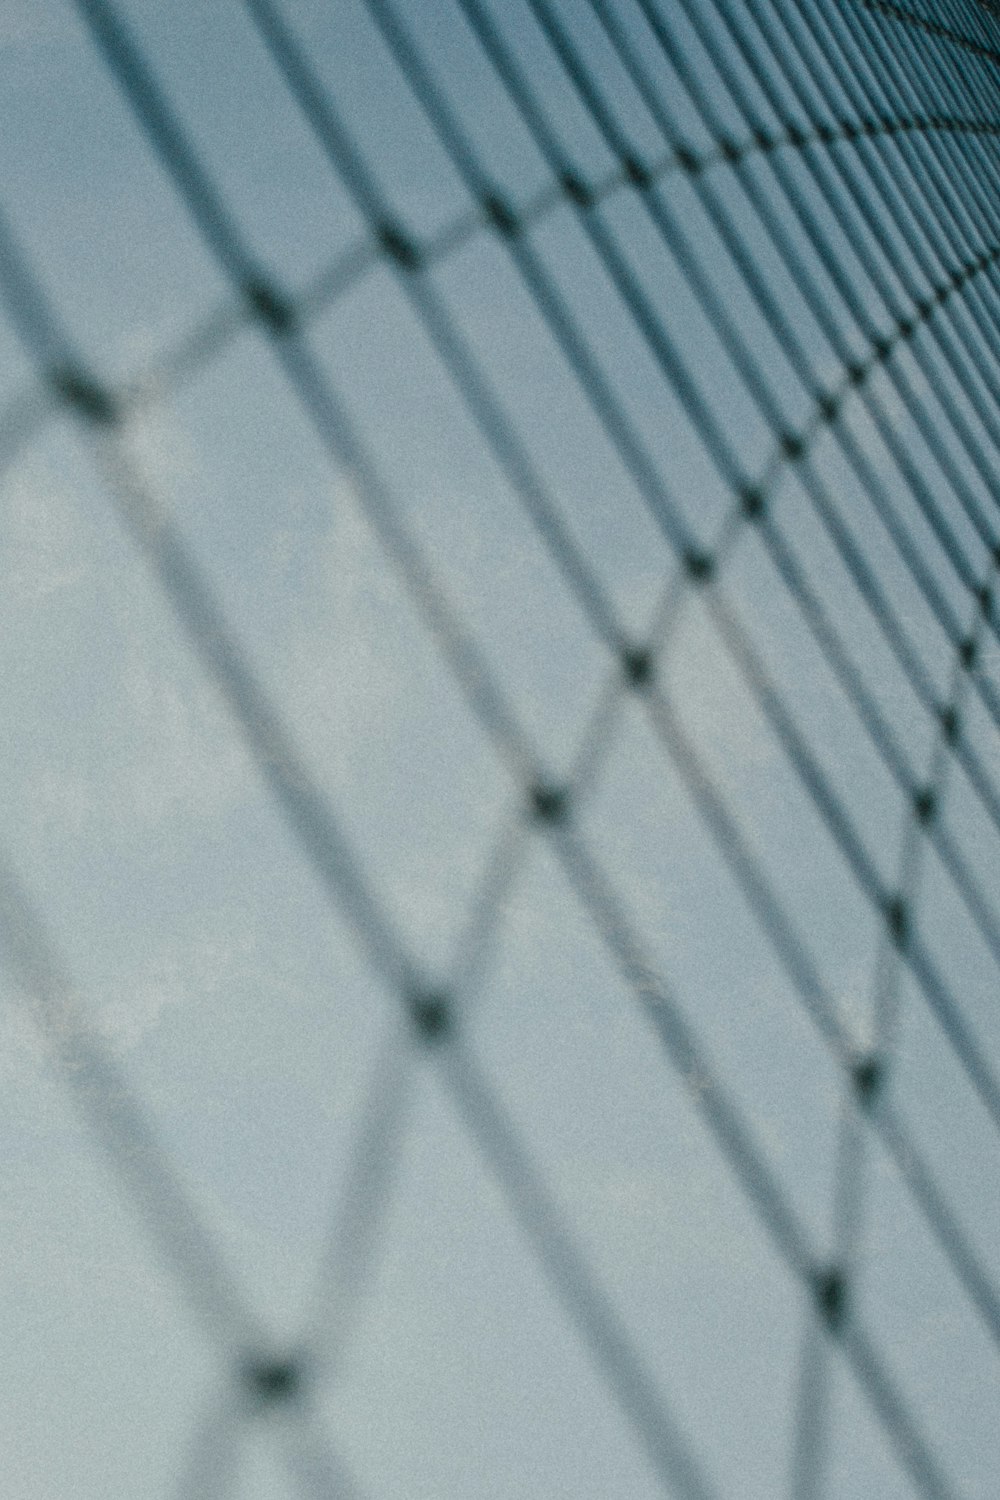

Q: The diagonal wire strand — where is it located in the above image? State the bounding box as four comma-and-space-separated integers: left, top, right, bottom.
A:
0, 851, 264, 1354
790, 577, 995, 1499
174, 1390, 245, 1500
296, 1013, 415, 1383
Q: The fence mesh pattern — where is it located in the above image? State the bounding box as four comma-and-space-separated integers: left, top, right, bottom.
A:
2, 1, 999, 1497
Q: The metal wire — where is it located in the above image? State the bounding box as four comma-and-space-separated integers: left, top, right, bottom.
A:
1, 2, 998, 1498
69, 0, 1000, 1355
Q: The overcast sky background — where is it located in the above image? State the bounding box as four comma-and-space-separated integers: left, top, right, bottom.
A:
1, 0, 999, 1497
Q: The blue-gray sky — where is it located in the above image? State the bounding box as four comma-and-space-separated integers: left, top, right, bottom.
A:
1, 1, 999, 1497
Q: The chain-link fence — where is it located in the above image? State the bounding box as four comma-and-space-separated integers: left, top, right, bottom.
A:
1, 1, 999, 1496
